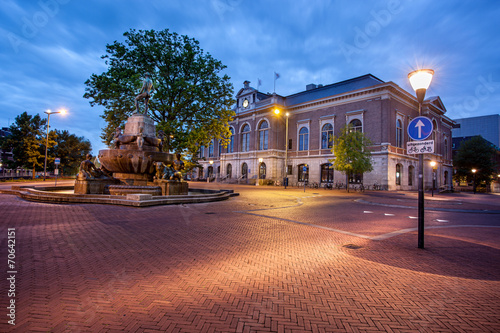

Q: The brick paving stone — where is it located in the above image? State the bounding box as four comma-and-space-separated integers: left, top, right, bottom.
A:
0, 185, 499, 332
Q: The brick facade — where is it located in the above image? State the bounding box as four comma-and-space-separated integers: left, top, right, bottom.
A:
198, 75, 454, 190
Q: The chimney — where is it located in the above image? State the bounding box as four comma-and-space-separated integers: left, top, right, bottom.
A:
306, 83, 317, 91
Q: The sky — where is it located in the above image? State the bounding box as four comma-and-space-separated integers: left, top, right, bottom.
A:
1, 0, 499, 154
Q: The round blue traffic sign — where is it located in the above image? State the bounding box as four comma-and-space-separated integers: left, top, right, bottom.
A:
407, 116, 433, 141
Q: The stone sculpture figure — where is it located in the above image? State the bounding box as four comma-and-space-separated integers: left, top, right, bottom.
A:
113, 127, 122, 149
137, 126, 145, 150
78, 154, 101, 179
135, 72, 154, 114
170, 153, 184, 181
154, 162, 165, 180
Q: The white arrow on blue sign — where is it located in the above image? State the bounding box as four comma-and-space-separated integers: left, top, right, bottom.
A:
407, 116, 433, 141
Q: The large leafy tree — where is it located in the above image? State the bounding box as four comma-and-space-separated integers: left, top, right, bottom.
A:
453, 136, 498, 187
0, 111, 55, 178
331, 125, 373, 191
48, 130, 92, 176
84, 29, 235, 159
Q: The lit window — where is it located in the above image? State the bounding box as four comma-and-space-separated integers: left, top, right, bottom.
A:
321, 123, 333, 149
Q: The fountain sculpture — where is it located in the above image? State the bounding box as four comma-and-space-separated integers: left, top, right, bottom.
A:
74, 73, 188, 196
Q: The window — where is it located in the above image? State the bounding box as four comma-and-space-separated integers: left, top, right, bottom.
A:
348, 172, 363, 184
227, 164, 232, 178
228, 128, 234, 153
321, 163, 334, 183
259, 162, 266, 179
408, 165, 414, 186
321, 123, 334, 149
299, 127, 309, 151
218, 140, 222, 157
198, 167, 204, 178
298, 164, 309, 182
396, 119, 403, 148
444, 170, 449, 185
258, 120, 269, 150
209, 141, 214, 157
241, 163, 248, 178
349, 119, 362, 132
208, 166, 213, 177
241, 124, 250, 152
396, 164, 402, 185
199, 145, 205, 158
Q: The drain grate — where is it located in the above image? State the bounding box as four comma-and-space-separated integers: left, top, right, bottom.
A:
342, 244, 362, 249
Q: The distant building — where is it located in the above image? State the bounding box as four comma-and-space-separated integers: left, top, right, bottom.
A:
451, 114, 500, 148
197, 74, 455, 190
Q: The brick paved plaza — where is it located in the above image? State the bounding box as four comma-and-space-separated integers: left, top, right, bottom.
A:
1, 182, 499, 332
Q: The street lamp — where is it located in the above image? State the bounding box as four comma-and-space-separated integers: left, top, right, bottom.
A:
430, 161, 437, 197
408, 69, 434, 249
274, 109, 289, 188
471, 168, 477, 194
43, 109, 67, 181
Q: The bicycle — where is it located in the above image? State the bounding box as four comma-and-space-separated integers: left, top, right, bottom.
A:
323, 182, 333, 190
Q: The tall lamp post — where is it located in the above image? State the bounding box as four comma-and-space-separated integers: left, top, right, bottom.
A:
408, 69, 434, 249
471, 168, 477, 194
274, 109, 289, 188
43, 109, 66, 181
430, 161, 437, 197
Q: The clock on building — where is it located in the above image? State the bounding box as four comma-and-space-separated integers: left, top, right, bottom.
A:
242, 98, 249, 108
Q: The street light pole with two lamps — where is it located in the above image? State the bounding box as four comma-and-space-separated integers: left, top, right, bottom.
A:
43, 109, 66, 181
408, 69, 434, 249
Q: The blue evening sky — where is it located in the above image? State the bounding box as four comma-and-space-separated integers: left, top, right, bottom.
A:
1, 0, 499, 154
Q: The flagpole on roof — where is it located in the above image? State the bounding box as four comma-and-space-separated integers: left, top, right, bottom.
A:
274, 72, 280, 93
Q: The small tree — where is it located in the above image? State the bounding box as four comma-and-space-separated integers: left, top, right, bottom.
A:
0, 112, 54, 178
331, 125, 373, 192
453, 136, 498, 189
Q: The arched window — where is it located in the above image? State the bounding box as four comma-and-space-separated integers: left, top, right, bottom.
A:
408, 165, 414, 186
396, 164, 402, 185
207, 166, 213, 178
299, 127, 309, 151
229, 127, 234, 153
432, 120, 438, 142
241, 124, 250, 152
298, 164, 309, 182
321, 123, 333, 149
349, 119, 362, 132
227, 164, 232, 178
241, 163, 248, 179
209, 140, 214, 157
199, 145, 205, 158
258, 120, 269, 150
396, 119, 403, 148
321, 163, 334, 183
444, 170, 449, 185
259, 162, 266, 179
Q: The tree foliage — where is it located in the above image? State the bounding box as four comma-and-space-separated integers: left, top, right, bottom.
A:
331, 125, 373, 189
453, 136, 498, 186
84, 29, 235, 159
0, 112, 52, 177
49, 130, 92, 176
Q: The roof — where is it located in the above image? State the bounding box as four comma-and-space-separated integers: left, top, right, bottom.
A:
284, 74, 385, 106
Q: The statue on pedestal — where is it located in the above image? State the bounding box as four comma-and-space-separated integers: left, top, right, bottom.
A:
135, 72, 154, 114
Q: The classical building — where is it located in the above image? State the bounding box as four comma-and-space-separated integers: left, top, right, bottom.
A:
197, 74, 455, 190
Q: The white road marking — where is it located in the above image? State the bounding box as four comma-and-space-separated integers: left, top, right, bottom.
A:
384, 213, 395, 216
408, 216, 418, 219
363, 211, 373, 213
436, 219, 449, 223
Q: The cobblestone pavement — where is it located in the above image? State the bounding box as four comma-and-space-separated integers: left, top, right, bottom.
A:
1, 182, 499, 332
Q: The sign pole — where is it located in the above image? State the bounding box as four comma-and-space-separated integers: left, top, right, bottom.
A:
417, 104, 425, 249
